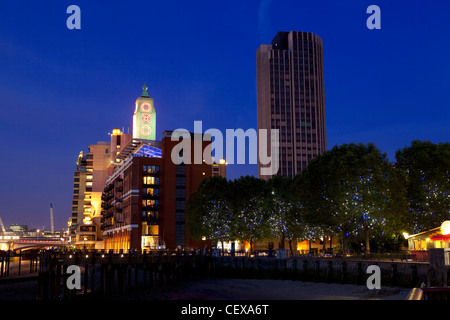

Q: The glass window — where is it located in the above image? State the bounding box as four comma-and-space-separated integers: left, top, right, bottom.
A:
176, 200, 185, 210
143, 176, 159, 185
143, 165, 160, 173
176, 165, 186, 175
142, 199, 159, 207
176, 188, 185, 198
143, 188, 159, 196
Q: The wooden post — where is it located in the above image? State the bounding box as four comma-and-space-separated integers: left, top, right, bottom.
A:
391, 264, 398, 286
117, 263, 123, 295
18, 250, 22, 275
302, 260, 308, 281
49, 253, 55, 299
37, 250, 49, 300
356, 261, 363, 285
107, 251, 113, 296
6, 251, 10, 277
315, 260, 320, 282
341, 261, 347, 284
291, 259, 297, 281
63, 263, 68, 300
143, 250, 147, 288
127, 251, 132, 293
55, 264, 61, 299
90, 252, 96, 294
327, 260, 333, 283
411, 264, 418, 287
83, 252, 88, 296
100, 261, 105, 294
134, 252, 139, 289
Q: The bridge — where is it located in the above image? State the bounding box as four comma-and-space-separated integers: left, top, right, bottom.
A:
0, 236, 69, 252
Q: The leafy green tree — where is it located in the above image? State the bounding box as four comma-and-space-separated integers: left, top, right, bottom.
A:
395, 140, 450, 234
266, 175, 306, 255
186, 176, 232, 254
297, 143, 407, 255
229, 176, 270, 253
295, 147, 349, 253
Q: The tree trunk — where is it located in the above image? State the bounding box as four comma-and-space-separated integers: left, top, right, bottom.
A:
280, 233, 285, 249
288, 239, 293, 256
364, 228, 371, 255
342, 235, 347, 257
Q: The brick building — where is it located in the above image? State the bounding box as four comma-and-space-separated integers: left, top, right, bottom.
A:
101, 132, 225, 251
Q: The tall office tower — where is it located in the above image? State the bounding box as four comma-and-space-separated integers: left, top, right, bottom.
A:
257, 31, 327, 179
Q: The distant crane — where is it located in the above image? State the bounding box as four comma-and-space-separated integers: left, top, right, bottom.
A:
0, 216, 5, 234
50, 203, 55, 234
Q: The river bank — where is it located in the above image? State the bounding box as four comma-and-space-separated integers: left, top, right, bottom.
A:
0, 277, 410, 300
116, 278, 411, 300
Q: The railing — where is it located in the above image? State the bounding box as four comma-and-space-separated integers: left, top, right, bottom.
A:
214, 249, 428, 262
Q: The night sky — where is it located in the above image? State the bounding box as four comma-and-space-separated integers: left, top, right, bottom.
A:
0, 0, 449, 230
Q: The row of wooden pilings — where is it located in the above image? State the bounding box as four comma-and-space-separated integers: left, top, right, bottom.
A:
37, 249, 211, 300
210, 256, 430, 288
38, 250, 441, 300
0, 250, 39, 278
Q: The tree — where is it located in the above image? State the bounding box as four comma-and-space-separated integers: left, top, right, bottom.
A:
395, 140, 450, 234
229, 176, 270, 254
266, 175, 306, 255
295, 146, 351, 254
297, 143, 407, 255
186, 176, 232, 254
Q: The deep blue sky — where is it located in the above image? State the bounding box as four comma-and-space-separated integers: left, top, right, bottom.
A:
0, 0, 449, 230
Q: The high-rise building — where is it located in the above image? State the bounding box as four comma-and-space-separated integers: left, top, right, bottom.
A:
68, 130, 131, 249
257, 31, 327, 179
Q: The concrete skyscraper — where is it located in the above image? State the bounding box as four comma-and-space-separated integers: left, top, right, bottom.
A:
257, 31, 327, 179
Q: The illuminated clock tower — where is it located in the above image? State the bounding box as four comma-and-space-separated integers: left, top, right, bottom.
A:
133, 84, 156, 140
